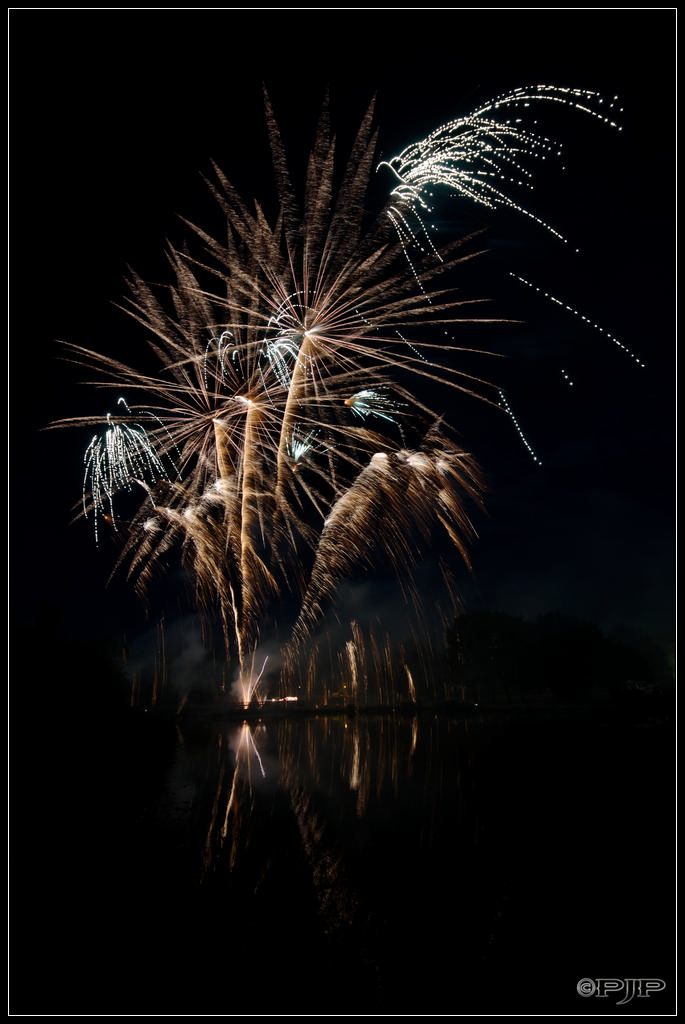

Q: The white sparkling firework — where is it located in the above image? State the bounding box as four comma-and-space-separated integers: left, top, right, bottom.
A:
204, 330, 238, 389
83, 398, 178, 544
344, 388, 402, 424
262, 335, 299, 389
287, 429, 323, 464
380, 84, 622, 258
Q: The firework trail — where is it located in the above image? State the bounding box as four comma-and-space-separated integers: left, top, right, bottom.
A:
53, 85, 630, 701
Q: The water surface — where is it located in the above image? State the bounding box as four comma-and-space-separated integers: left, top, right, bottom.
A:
14, 705, 674, 1015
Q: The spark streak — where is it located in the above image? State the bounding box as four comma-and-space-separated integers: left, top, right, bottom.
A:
511, 273, 646, 367
498, 390, 542, 465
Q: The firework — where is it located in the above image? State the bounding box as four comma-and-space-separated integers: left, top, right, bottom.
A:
54, 85, 628, 703
380, 84, 622, 259
344, 388, 402, 424
82, 398, 179, 545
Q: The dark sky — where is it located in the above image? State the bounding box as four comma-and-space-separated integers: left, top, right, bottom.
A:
9, 9, 676, 658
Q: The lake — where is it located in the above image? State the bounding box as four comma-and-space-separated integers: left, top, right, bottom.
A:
11, 702, 674, 1015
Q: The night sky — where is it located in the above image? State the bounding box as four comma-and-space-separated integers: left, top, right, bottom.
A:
9, 9, 676, 664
